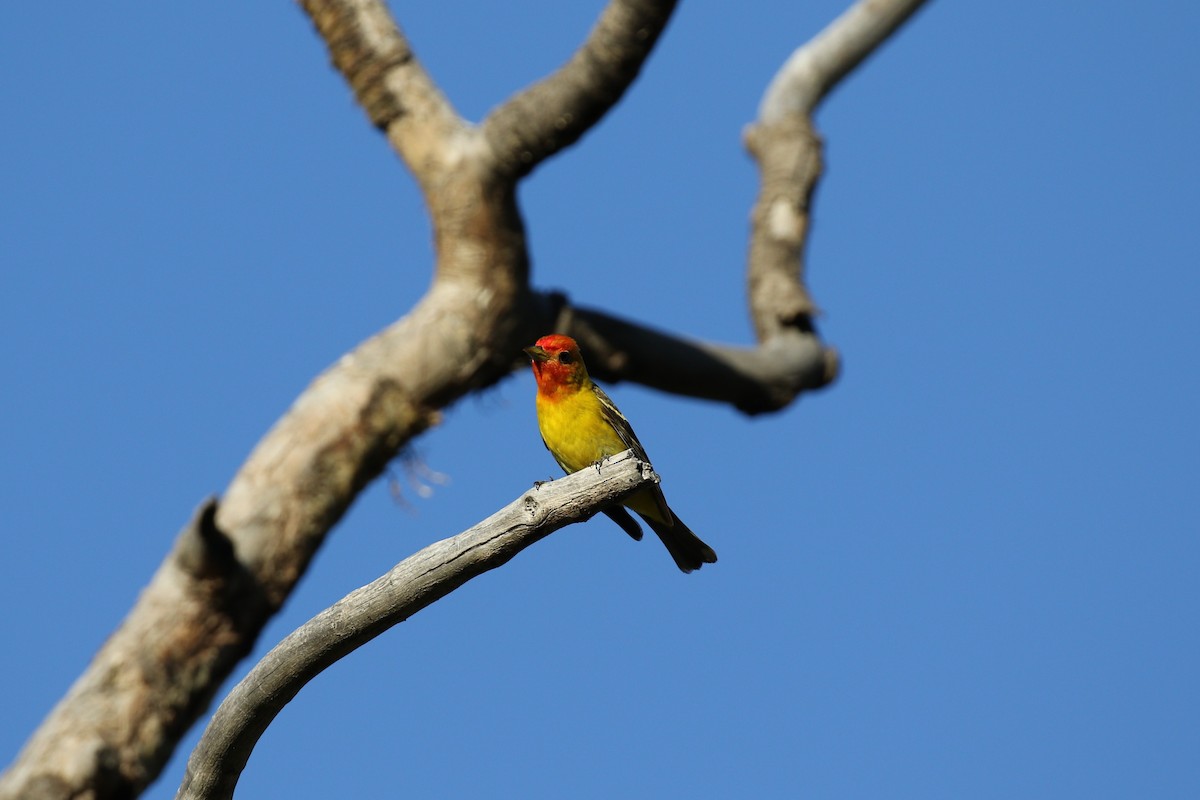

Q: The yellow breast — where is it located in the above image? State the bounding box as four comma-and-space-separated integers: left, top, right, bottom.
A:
536, 384, 626, 474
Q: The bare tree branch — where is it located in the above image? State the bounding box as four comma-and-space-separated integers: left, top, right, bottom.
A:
0, 284, 514, 800
176, 451, 657, 800
760, 0, 929, 122
482, 0, 678, 178
744, 0, 929, 341
299, 0, 468, 180
528, 295, 838, 413
0, 2, 928, 797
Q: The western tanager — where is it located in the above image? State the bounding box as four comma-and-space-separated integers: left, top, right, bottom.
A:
525, 334, 718, 573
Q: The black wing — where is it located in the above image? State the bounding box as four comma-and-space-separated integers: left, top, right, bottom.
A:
591, 383, 672, 522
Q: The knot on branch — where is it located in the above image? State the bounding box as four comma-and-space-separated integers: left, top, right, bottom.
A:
174, 498, 235, 580
522, 494, 540, 518
172, 498, 270, 631
750, 269, 820, 331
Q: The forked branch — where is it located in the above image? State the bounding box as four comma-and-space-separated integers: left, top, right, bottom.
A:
0, 3, 929, 798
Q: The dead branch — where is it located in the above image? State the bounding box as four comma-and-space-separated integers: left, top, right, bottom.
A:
0, 2, 927, 797
482, 0, 678, 178
176, 452, 656, 800
745, 0, 930, 341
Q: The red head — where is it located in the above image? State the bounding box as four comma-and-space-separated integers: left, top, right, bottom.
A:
524, 334, 589, 397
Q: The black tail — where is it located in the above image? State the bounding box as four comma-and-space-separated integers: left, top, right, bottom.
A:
603, 507, 644, 541
641, 510, 718, 573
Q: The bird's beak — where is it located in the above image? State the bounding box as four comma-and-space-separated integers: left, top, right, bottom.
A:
524, 345, 550, 362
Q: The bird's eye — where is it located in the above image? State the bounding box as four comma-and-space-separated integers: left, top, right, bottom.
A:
558, 351, 574, 364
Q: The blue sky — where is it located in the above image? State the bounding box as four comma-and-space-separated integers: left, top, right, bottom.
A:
3, 1, 1198, 798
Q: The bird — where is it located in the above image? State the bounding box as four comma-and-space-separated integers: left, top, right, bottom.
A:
524, 334, 717, 573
